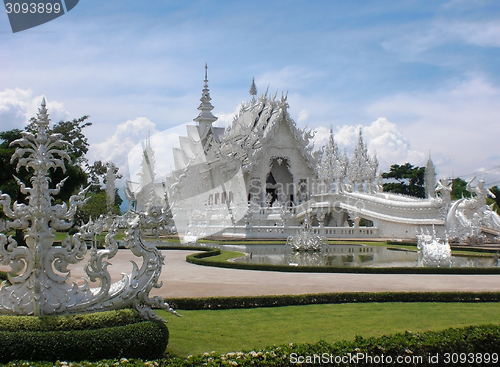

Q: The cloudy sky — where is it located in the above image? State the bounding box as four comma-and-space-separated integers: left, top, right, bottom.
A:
1, 0, 500, 188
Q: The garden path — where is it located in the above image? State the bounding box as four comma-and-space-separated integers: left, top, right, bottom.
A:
3, 250, 499, 298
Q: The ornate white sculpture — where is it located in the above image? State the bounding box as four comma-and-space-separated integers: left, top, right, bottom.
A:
416, 228, 452, 267
0, 99, 178, 321
317, 128, 348, 194
346, 130, 378, 193
286, 216, 326, 252
436, 178, 452, 207
445, 177, 500, 245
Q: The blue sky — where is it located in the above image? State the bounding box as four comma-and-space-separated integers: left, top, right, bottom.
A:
1, 0, 500, 187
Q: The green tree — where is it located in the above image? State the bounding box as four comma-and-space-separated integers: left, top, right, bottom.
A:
26, 115, 92, 165
74, 161, 123, 224
0, 117, 91, 239
0, 129, 26, 204
0, 127, 88, 206
78, 191, 121, 224
450, 178, 472, 200
382, 163, 426, 198
486, 185, 500, 213
86, 160, 122, 194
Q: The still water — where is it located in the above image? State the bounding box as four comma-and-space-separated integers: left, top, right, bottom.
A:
207, 243, 499, 268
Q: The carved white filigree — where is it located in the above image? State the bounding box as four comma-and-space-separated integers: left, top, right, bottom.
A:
286, 216, 326, 252
417, 228, 452, 267
0, 99, 178, 321
317, 128, 348, 193
346, 129, 378, 192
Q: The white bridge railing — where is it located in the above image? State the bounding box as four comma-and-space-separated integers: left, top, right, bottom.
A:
217, 225, 379, 239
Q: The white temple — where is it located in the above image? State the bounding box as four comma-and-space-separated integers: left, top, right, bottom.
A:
126, 67, 500, 244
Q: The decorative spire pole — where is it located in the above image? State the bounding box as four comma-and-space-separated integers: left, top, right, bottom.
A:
194, 64, 218, 139
249, 78, 258, 104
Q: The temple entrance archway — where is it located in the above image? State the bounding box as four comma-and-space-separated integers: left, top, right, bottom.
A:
266, 157, 293, 206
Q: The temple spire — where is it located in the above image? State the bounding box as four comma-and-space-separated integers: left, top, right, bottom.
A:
249, 78, 257, 103
194, 64, 218, 138
425, 151, 436, 198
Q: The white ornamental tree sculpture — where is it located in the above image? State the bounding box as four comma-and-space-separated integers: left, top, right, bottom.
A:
0, 99, 178, 321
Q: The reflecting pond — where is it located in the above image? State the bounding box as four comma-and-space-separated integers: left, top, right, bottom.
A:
207, 243, 499, 268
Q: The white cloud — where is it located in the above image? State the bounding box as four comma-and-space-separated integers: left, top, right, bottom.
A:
364, 118, 427, 171
451, 20, 500, 48
213, 104, 241, 129
367, 75, 500, 184
0, 88, 70, 130
297, 109, 308, 124
382, 19, 500, 56
89, 117, 159, 180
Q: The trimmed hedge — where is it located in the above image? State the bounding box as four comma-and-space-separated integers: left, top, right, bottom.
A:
0, 310, 169, 363
173, 324, 500, 367
167, 291, 500, 310
3, 324, 499, 366
0, 308, 142, 332
186, 248, 500, 274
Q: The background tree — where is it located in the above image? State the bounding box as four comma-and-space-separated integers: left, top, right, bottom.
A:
450, 178, 472, 200
75, 161, 123, 224
488, 186, 500, 213
26, 115, 92, 165
0, 118, 90, 241
381, 163, 426, 198
0, 129, 26, 203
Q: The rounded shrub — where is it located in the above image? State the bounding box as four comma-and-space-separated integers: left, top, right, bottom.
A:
0, 310, 169, 363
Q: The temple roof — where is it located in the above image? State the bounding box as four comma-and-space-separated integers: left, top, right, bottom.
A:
220, 88, 317, 173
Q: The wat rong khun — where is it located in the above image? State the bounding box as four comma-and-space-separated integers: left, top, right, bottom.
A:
124, 69, 500, 255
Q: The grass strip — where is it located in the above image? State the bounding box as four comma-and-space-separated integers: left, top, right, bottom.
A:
158, 302, 500, 358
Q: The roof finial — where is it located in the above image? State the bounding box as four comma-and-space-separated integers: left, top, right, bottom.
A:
194, 64, 218, 137
204, 63, 208, 86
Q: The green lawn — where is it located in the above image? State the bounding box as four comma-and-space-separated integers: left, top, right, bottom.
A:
199, 251, 245, 262
158, 302, 500, 357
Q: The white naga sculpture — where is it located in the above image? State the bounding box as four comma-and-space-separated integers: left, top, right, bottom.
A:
445, 177, 500, 245
0, 99, 178, 320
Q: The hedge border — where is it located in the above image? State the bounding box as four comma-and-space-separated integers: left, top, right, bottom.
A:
185, 247, 500, 274
2, 324, 499, 366
166, 291, 500, 310
0, 311, 169, 363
